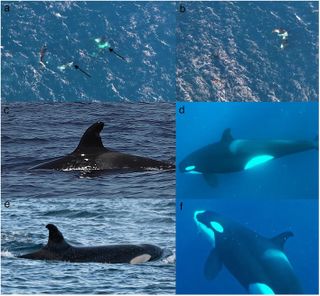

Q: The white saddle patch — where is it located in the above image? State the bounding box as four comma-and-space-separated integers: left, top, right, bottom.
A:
229, 140, 246, 154
249, 283, 275, 294
263, 249, 291, 266
130, 254, 151, 264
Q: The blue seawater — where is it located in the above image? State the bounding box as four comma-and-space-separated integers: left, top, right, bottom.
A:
177, 1, 319, 101
1, 1, 176, 102
176, 102, 318, 199
1, 102, 175, 294
176, 198, 319, 294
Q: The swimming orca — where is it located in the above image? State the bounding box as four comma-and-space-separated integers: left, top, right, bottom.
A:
194, 210, 302, 294
19, 224, 163, 264
179, 128, 317, 177
31, 122, 174, 171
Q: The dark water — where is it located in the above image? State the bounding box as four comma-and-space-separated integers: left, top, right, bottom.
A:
1, 1, 176, 102
1, 102, 176, 294
177, 102, 318, 199
3, 1, 318, 103
177, 1, 319, 101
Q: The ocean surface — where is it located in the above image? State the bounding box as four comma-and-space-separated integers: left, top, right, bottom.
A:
3, 2, 318, 103
176, 198, 319, 294
177, 1, 319, 102
176, 102, 319, 200
1, 102, 176, 294
1, 2, 176, 102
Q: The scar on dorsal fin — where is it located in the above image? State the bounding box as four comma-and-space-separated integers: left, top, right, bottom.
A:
220, 128, 233, 143
72, 122, 108, 153
271, 231, 294, 250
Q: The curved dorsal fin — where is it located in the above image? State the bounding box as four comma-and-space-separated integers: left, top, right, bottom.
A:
221, 128, 233, 143
271, 231, 294, 250
72, 122, 107, 154
46, 224, 69, 249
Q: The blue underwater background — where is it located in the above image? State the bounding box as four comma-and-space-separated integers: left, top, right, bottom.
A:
176, 102, 318, 200
176, 198, 318, 294
1, 102, 175, 294
177, 1, 319, 102
1, 1, 176, 102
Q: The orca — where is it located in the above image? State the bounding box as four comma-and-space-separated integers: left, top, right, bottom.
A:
194, 210, 302, 294
179, 128, 317, 177
31, 122, 174, 171
19, 224, 163, 264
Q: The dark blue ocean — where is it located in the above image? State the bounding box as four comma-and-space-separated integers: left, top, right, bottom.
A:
177, 1, 319, 102
177, 102, 318, 199
176, 198, 318, 294
1, 102, 175, 294
1, 2, 176, 102
2, 2, 318, 103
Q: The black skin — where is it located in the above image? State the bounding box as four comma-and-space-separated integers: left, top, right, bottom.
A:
40, 45, 47, 63
18, 224, 163, 264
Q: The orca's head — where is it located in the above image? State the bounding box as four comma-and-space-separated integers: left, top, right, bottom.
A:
194, 210, 225, 247
179, 151, 203, 175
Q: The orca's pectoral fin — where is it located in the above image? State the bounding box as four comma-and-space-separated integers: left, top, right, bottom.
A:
271, 231, 294, 250
204, 249, 222, 280
203, 174, 219, 187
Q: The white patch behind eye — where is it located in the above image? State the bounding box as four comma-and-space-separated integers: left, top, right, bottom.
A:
210, 221, 224, 233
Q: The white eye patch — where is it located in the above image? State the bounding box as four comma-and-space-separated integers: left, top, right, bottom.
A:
210, 221, 224, 233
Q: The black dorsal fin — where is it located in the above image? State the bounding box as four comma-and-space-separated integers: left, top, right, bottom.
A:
72, 122, 107, 154
220, 128, 233, 143
46, 224, 70, 249
271, 231, 294, 250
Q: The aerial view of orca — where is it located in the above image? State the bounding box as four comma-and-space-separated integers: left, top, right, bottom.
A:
194, 210, 302, 294
31, 121, 174, 171
179, 128, 317, 176
19, 224, 163, 264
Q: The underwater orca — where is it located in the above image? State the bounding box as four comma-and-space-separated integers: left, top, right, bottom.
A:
19, 224, 163, 264
31, 122, 174, 172
179, 128, 317, 177
194, 210, 302, 294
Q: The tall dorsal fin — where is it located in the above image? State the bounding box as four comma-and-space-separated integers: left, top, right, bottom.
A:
220, 128, 233, 143
271, 231, 294, 250
46, 224, 69, 249
72, 122, 107, 154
